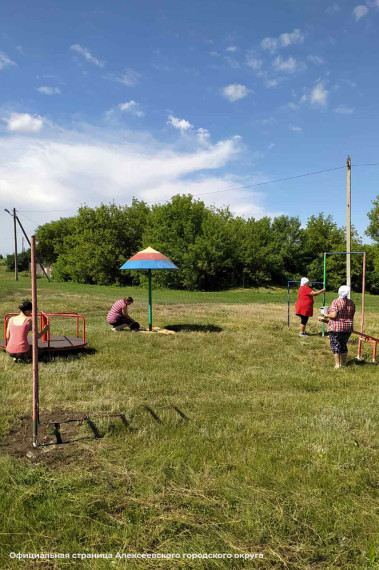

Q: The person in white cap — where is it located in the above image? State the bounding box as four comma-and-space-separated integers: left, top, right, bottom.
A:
295, 277, 326, 337
322, 285, 355, 368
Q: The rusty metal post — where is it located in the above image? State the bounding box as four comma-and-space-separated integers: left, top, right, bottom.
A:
31, 236, 39, 447
13, 208, 18, 281
346, 157, 351, 298
358, 252, 366, 360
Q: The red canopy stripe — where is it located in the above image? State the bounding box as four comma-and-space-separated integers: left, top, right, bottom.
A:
128, 252, 171, 262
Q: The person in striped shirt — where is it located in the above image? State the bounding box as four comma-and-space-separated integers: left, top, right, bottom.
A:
323, 285, 355, 369
106, 297, 139, 331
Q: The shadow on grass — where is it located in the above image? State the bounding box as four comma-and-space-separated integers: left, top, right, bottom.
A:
41, 412, 135, 446
164, 323, 222, 333
40, 347, 97, 363
41, 405, 190, 447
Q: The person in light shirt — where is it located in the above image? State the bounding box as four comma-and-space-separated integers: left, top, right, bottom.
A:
295, 277, 326, 337
322, 285, 355, 369
6, 301, 49, 362
106, 297, 139, 331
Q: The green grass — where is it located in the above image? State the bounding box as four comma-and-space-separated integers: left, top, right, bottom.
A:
0, 266, 378, 569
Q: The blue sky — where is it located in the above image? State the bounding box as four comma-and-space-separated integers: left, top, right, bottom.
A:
1, 0, 379, 255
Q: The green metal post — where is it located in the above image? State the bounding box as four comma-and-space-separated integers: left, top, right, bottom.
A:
148, 269, 152, 331
322, 253, 326, 337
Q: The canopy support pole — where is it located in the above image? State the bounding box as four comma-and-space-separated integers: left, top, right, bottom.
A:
148, 269, 152, 331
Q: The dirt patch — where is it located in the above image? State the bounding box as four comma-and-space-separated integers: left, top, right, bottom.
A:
0, 408, 103, 466
140, 326, 176, 335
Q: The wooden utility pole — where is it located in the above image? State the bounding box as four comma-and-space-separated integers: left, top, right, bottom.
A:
346, 156, 351, 298
13, 208, 18, 281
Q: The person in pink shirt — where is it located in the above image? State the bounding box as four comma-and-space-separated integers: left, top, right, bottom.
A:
106, 297, 139, 331
6, 301, 49, 362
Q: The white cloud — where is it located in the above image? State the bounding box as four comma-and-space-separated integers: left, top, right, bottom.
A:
0, 126, 285, 255
288, 102, 299, 110
0, 51, 16, 70
326, 3, 340, 15
261, 29, 304, 52
209, 51, 220, 57
279, 29, 305, 47
307, 55, 324, 65
310, 82, 329, 106
260, 117, 276, 126
224, 56, 240, 69
246, 55, 263, 71
272, 56, 299, 73
261, 37, 278, 53
36, 86, 61, 95
70, 44, 105, 67
343, 79, 357, 88
353, 5, 369, 20
106, 69, 140, 86
167, 115, 193, 131
196, 128, 211, 145
222, 84, 249, 102
226, 46, 238, 53
118, 100, 144, 117
335, 105, 354, 114
289, 125, 302, 132
265, 79, 278, 88
0, 129, 242, 219
3, 113, 44, 133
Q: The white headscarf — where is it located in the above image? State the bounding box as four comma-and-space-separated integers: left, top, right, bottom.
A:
338, 285, 350, 298
300, 277, 310, 286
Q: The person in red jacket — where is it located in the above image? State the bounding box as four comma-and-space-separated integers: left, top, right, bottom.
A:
295, 277, 326, 337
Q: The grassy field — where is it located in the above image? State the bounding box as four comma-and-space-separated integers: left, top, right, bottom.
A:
0, 264, 378, 569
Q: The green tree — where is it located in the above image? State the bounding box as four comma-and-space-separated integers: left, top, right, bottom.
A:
40, 200, 149, 285
366, 196, 379, 242
6, 249, 31, 272
35, 217, 77, 265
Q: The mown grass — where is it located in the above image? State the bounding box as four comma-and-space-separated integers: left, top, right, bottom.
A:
0, 264, 378, 569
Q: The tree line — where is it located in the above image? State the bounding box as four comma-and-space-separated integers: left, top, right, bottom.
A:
6, 194, 379, 293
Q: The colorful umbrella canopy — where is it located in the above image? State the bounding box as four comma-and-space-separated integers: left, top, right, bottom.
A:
120, 247, 178, 331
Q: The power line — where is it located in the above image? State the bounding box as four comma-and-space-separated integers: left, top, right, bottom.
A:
185, 165, 347, 199
18, 208, 77, 213
17, 212, 42, 226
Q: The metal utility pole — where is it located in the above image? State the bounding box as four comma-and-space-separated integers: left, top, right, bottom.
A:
346, 156, 351, 298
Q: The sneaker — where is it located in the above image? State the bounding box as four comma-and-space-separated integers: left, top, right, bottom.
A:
299, 333, 308, 337
111, 327, 121, 332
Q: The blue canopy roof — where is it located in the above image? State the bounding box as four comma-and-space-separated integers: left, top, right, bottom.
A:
120, 247, 179, 271
120, 259, 178, 270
